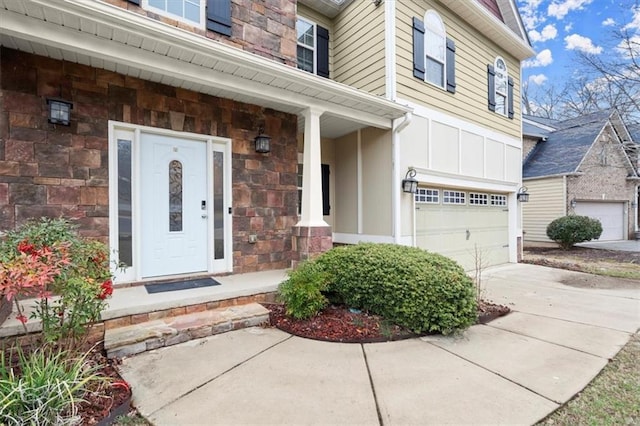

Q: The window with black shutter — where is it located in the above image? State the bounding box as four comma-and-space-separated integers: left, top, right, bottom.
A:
297, 18, 330, 78
413, 11, 455, 93
127, 0, 231, 36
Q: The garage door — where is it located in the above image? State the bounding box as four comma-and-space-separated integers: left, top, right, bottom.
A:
415, 188, 510, 271
574, 202, 624, 241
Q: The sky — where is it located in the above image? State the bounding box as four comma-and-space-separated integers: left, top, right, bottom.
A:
516, 0, 640, 93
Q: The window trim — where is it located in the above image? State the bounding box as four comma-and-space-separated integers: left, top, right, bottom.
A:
142, 0, 206, 28
297, 17, 317, 74
494, 57, 508, 117
423, 10, 446, 89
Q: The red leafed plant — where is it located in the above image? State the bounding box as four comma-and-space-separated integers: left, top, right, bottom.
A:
0, 218, 113, 352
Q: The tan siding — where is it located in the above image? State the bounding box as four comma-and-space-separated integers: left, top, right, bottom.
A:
396, 0, 522, 139
332, 1, 386, 95
361, 128, 393, 235
334, 133, 359, 234
522, 178, 566, 242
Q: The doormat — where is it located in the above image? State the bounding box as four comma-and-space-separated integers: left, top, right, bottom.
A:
144, 277, 221, 294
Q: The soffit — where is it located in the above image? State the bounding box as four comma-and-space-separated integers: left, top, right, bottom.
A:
0, 0, 410, 139
444, 0, 535, 60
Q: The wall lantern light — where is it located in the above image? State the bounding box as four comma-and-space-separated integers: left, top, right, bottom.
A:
254, 126, 271, 153
516, 186, 530, 202
47, 99, 72, 126
570, 197, 577, 209
402, 168, 418, 194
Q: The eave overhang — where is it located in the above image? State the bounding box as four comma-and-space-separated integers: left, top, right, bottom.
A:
444, 0, 535, 60
0, 0, 411, 138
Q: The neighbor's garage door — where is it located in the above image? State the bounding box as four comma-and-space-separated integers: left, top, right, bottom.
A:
574, 202, 625, 241
415, 188, 510, 271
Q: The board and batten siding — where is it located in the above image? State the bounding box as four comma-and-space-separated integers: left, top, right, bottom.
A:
331, 0, 386, 96
395, 0, 522, 139
522, 177, 566, 242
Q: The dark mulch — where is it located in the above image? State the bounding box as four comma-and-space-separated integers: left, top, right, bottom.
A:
525, 246, 638, 263
265, 300, 510, 343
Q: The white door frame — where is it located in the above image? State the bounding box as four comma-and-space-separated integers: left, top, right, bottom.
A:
108, 121, 233, 283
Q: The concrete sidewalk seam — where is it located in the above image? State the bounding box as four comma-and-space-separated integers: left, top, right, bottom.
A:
485, 321, 628, 360
424, 337, 562, 405
508, 309, 640, 334
360, 343, 383, 426
147, 333, 294, 417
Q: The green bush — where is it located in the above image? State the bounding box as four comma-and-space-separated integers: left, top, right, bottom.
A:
278, 260, 330, 319
0, 346, 104, 425
278, 243, 477, 334
546, 215, 603, 250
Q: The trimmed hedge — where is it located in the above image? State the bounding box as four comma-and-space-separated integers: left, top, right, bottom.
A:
546, 215, 603, 250
278, 243, 477, 334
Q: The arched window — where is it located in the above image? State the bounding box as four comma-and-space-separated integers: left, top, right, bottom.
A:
494, 57, 508, 116
424, 10, 446, 88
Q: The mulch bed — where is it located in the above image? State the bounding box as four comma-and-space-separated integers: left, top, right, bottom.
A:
265, 300, 510, 343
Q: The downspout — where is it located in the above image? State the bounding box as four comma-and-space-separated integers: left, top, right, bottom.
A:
392, 112, 412, 244
635, 185, 639, 235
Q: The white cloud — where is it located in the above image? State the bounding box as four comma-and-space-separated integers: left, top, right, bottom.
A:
523, 49, 554, 68
616, 34, 640, 59
519, 0, 546, 30
602, 18, 615, 27
529, 24, 558, 42
565, 34, 603, 54
564, 23, 573, 32
623, 5, 640, 31
548, 0, 593, 20
529, 74, 548, 85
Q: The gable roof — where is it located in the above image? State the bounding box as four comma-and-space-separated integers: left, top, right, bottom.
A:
523, 110, 613, 178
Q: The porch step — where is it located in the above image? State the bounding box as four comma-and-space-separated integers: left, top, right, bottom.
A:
104, 303, 270, 359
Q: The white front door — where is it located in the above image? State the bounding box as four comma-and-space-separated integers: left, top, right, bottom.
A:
140, 133, 208, 278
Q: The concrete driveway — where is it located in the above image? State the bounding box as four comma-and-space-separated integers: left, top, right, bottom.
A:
118, 263, 640, 425
577, 239, 640, 252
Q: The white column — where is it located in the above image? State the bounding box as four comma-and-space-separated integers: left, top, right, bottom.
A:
297, 107, 329, 227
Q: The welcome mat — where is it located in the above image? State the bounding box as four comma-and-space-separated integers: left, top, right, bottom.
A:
145, 277, 221, 294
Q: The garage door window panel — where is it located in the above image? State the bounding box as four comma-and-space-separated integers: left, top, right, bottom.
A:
491, 194, 507, 207
443, 190, 466, 205
416, 188, 440, 204
469, 193, 488, 206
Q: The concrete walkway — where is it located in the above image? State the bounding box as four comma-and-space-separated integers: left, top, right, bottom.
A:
118, 263, 640, 425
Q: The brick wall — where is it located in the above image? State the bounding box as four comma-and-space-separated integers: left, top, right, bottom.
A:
0, 48, 299, 273
104, 0, 297, 66
566, 125, 637, 239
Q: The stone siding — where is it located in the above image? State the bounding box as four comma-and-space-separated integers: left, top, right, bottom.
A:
104, 0, 297, 66
566, 125, 637, 239
0, 48, 299, 273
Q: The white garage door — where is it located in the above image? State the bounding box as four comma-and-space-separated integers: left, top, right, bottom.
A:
415, 189, 510, 271
574, 202, 625, 241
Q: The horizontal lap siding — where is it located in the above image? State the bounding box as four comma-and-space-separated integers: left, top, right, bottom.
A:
333, 1, 386, 95
522, 178, 566, 242
396, 0, 522, 139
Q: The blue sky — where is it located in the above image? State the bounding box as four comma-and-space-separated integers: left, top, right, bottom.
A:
516, 0, 640, 89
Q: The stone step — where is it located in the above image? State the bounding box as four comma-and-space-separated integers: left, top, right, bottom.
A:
104, 303, 270, 359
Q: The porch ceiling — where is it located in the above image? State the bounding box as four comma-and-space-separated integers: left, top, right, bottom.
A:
0, 0, 411, 139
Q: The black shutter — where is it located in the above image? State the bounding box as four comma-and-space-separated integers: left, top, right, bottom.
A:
487, 64, 496, 112
126, 0, 140, 5
507, 76, 514, 119
317, 26, 330, 78
446, 38, 456, 93
412, 18, 425, 80
321, 164, 330, 216
207, 0, 231, 36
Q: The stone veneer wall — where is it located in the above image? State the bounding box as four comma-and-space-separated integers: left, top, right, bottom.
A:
106, 0, 297, 67
0, 47, 299, 273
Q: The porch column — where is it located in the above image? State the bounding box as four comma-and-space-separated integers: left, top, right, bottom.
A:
293, 107, 332, 264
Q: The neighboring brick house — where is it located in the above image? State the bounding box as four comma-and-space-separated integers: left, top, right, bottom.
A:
0, 0, 532, 284
522, 111, 640, 242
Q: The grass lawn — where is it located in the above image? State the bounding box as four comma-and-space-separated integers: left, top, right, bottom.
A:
538, 332, 640, 425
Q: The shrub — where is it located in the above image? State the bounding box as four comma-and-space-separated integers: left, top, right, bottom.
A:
0, 346, 104, 425
278, 243, 477, 334
546, 215, 603, 250
0, 218, 112, 351
278, 260, 330, 319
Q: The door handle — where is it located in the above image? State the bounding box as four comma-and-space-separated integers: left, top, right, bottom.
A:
201, 214, 208, 219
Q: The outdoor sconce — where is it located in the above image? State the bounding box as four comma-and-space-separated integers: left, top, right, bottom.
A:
47, 99, 72, 126
570, 198, 577, 209
402, 168, 418, 194
516, 186, 530, 202
254, 127, 271, 153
